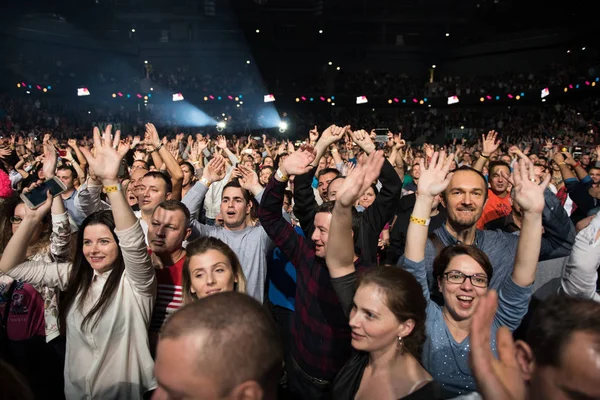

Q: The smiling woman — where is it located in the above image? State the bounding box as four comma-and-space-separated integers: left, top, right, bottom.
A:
181, 236, 247, 304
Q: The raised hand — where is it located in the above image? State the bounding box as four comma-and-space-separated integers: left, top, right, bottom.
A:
79, 125, 128, 184
319, 125, 348, 148
287, 140, 295, 154
202, 155, 227, 183
423, 143, 434, 159
309, 125, 319, 143
22, 186, 53, 215
416, 151, 455, 197
393, 133, 406, 150
348, 129, 376, 154
336, 151, 385, 208
562, 151, 576, 166
482, 130, 501, 155
504, 157, 549, 215
280, 144, 316, 176
0, 146, 11, 159
469, 291, 527, 400
145, 123, 161, 147
42, 141, 58, 179
237, 165, 261, 191
216, 135, 228, 149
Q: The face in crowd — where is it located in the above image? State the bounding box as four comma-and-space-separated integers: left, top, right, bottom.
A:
220, 186, 252, 231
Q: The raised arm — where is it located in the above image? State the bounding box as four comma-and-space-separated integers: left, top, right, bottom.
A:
146, 123, 184, 200
405, 152, 454, 263
327, 151, 385, 278
80, 125, 154, 294
506, 158, 548, 286
473, 130, 501, 172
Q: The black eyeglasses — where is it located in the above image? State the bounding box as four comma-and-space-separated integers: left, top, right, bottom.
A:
10, 216, 23, 225
444, 271, 489, 288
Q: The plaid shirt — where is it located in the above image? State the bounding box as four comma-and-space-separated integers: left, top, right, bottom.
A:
259, 177, 368, 381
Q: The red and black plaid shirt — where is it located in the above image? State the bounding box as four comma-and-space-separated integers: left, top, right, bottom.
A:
259, 177, 368, 381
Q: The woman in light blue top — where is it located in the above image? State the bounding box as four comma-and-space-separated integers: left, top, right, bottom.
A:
403, 152, 548, 395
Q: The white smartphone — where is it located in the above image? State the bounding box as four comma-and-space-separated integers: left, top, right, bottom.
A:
20, 177, 67, 209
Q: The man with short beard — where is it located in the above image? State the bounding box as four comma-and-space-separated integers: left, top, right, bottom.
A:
397, 163, 575, 295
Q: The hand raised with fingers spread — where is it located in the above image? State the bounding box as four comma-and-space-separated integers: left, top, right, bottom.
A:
42, 141, 58, 179
336, 151, 385, 208
202, 155, 227, 183
482, 130, 501, 155
280, 144, 316, 176
217, 135, 228, 149
504, 157, 549, 215
416, 151, 455, 197
469, 291, 527, 400
0, 147, 11, 158
79, 125, 128, 183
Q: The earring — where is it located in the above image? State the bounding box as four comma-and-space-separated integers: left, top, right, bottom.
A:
397, 336, 403, 348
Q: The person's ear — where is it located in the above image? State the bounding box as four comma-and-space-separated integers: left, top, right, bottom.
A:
229, 380, 263, 400
437, 276, 443, 293
397, 318, 415, 339
166, 192, 172, 200
246, 200, 253, 215
515, 339, 535, 382
184, 228, 192, 241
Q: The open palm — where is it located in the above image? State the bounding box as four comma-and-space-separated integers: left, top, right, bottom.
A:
508, 157, 549, 214
336, 151, 385, 208
417, 151, 455, 197
281, 145, 316, 176
80, 125, 128, 183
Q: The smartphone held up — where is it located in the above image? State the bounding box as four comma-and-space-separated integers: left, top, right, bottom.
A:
20, 177, 67, 209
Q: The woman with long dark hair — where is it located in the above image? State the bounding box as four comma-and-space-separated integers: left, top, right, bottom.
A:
0, 126, 157, 399
326, 152, 449, 399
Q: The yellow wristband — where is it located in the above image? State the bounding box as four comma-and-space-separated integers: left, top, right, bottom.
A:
103, 184, 122, 193
276, 169, 289, 182
410, 215, 430, 226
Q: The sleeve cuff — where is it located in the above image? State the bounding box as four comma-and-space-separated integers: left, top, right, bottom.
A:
51, 211, 69, 223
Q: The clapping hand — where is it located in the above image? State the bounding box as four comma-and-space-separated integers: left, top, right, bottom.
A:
280, 144, 316, 176
336, 151, 385, 208
416, 151, 455, 197
79, 125, 128, 184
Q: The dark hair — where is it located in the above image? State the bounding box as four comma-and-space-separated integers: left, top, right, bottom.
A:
133, 159, 150, 170
283, 190, 293, 203
488, 161, 511, 176
526, 295, 600, 368
318, 168, 340, 180
358, 267, 427, 359
143, 171, 173, 193
57, 164, 77, 178
432, 244, 493, 283
0, 194, 51, 255
179, 161, 195, 175
222, 181, 252, 204
315, 201, 361, 245
59, 211, 126, 332
443, 166, 489, 203
260, 165, 274, 174
154, 200, 191, 229
160, 292, 282, 398
182, 237, 247, 304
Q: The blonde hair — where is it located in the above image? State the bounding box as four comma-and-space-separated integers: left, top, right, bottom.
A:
182, 237, 247, 304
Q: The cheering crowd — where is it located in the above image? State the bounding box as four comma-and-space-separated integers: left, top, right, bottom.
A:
0, 108, 599, 400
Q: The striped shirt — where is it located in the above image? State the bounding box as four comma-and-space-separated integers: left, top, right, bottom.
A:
150, 255, 186, 333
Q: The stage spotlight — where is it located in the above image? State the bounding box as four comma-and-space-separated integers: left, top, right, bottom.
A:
216, 121, 226, 132
279, 122, 288, 133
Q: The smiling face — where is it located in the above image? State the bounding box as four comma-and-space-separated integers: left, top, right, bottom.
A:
438, 254, 489, 322
310, 212, 332, 258
82, 224, 119, 274
358, 186, 376, 209
349, 283, 411, 353
188, 249, 237, 298
443, 169, 487, 229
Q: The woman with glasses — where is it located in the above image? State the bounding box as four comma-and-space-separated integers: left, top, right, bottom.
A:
403, 152, 547, 395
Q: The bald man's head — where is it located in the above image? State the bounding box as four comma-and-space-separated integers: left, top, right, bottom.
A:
153, 292, 283, 400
